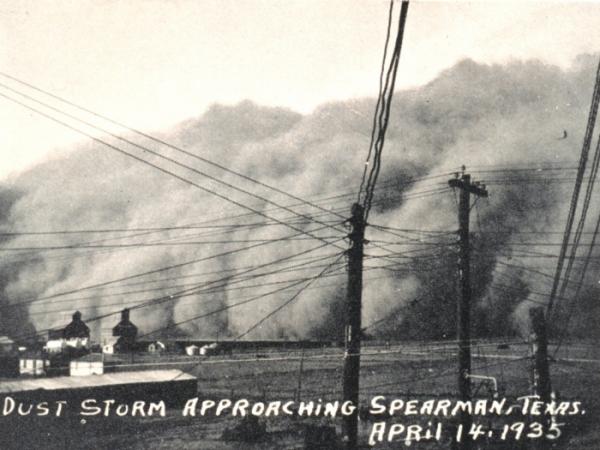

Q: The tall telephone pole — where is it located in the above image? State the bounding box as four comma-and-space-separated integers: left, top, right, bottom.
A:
448, 172, 488, 450
342, 203, 366, 449
529, 307, 552, 402
529, 306, 552, 450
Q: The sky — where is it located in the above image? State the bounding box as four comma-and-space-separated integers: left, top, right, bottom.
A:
2, 0, 600, 180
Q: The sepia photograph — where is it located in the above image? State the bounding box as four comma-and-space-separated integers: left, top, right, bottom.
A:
1, 0, 600, 448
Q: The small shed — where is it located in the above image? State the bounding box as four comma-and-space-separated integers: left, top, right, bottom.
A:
102, 338, 118, 355
185, 345, 199, 356
0, 336, 16, 354
200, 342, 219, 356
148, 341, 166, 353
20, 358, 50, 376
70, 354, 104, 376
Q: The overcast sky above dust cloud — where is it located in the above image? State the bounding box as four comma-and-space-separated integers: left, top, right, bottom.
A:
1, 0, 600, 180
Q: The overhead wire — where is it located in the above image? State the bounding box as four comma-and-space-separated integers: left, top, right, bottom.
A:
21, 252, 345, 313
0, 89, 347, 252
22, 252, 447, 320
234, 253, 347, 340
0, 73, 352, 226
357, 0, 395, 203
2, 223, 339, 311
362, 0, 410, 221
142, 252, 345, 341
9, 237, 345, 342
546, 55, 600, 313
551, 133, 600, 317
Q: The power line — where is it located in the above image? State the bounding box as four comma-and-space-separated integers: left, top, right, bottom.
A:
552, 134, 600, 317
234, 253, 346, 340
0, 73, 351, 224
470, 166, 579, 174
4, 229, 446, 316
546, 55, 600, 313
0, 235, 342, 251
10, 237, 345, 342
20, 253, 448, 319
0, 220, 334, 237
357, 0, 395, 203
64, 251, 342, 291
0, 90, 347, 252
2, 79, 422, 268
20, 252, 345, 313
361, 0, 409, 221
141, 252, 345, 340
1, 83, 437, 266
3, 223, 338, 311
551, 181, 600, 357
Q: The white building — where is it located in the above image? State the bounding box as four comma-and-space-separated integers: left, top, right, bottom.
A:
70, 357, 104, 376
185, 345, 199, 356
20, 358, 50, 376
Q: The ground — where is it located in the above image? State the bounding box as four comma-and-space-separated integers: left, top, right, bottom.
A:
2, 340, 599, 449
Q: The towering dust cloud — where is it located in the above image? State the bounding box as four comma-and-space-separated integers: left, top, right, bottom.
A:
1, 56, 600, 341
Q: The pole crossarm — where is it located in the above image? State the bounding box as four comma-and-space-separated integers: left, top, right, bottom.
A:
448, 178, 489, 198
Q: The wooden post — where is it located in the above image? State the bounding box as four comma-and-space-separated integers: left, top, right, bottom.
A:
448, 172, 488, 450
342, 203, 366, 449
529, 307, 552, 450
529, 307, 552, 402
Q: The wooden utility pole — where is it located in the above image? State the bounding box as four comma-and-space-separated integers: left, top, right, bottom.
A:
529, 307, 552, 401
342, 203, 366, 449
529, 307, 552, 450
448, 172, 488, 450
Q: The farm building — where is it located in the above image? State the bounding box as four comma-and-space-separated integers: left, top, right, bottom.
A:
112, 308, 138, 352
44, 311, 91, 356
63, 311, 90, 339
19, 357, 50, 376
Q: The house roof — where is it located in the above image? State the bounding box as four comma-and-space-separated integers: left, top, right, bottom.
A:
0, 369, 196, 394
71, 353, 104, 363
0, 336, 15, 345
